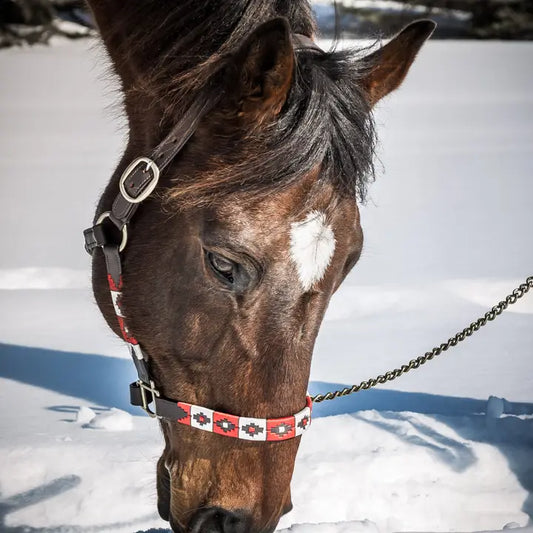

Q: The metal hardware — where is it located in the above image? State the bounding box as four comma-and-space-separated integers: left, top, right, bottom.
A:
312, 276, 533, 403
96, 211, 128, 252
137, 379, 161, 418
119, 157, 160, 204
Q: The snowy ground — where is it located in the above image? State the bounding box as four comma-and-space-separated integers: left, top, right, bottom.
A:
0, 38, 532, 533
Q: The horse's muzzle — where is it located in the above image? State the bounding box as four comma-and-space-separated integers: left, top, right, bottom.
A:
171, 507, 251, 533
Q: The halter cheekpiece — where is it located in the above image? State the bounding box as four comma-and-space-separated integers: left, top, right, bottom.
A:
83, 35, 323, 441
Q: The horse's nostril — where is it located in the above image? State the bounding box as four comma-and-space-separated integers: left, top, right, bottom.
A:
188, 507, 250, 533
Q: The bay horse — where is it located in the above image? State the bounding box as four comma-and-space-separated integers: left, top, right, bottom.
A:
85, 1, 435, 532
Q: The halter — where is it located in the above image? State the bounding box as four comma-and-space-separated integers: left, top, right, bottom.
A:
83, 35, 323, 442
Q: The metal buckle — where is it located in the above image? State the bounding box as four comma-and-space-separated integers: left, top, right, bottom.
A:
138, 379, 161, 418
119, 157, 160, 204
96, 211, 128, 252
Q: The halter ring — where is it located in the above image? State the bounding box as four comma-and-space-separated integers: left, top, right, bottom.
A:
96, 211, 128, 252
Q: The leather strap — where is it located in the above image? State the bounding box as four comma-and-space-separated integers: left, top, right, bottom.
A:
111, 97, 213, 226
83, 35, 314, 440
130, 383, 313, 441
293, 33, 324, 54
83, 96, 215, 265
84, 36, 320, 258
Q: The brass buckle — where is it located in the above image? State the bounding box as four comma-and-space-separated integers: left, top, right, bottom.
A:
138, 379, 161, 418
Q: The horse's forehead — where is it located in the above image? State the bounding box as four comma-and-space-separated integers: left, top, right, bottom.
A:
213, 185, 359, 255
216, 187, 322, 235
219, 172, 339, 227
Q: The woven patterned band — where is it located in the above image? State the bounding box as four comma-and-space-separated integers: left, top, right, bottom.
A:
109, 276, 312, 441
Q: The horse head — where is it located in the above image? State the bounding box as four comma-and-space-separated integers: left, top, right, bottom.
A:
86, 2, 434, 531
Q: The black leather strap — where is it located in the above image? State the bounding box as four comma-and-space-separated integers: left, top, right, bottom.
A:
83, 224, 107, 254
84, 96, 215, 258
83, 91, 218, 415
293, 33, 324, 54
110, 97, 213, 227
84, 36, 317, 258
131, 349, 151, 384
130, 382, 183, 419
102, 245, 121, 286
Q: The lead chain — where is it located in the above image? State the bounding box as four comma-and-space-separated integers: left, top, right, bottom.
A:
311, 276, 533, 403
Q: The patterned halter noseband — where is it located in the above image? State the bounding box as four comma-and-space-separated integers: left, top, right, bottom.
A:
108, 275, 312, 442
83, 35, 322, 442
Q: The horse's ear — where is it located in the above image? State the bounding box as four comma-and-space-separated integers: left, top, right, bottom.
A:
360, 20, 436, 107
229, 17, 294, 123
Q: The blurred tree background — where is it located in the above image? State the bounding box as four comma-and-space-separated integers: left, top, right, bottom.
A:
1, 0, 533, 47
0, 0, 92, 47
316, 0, 533, 39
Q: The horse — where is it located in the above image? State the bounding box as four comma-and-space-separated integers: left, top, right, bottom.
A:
84, 1, 435, 531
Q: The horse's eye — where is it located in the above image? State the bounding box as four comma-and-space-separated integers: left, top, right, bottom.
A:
207, 251, 235, 284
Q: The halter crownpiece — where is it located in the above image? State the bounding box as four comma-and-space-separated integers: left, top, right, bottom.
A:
293, 33, 324, 54
84, 40, 318, 440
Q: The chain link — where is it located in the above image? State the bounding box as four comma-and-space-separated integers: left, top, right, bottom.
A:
311, 276, 533, 403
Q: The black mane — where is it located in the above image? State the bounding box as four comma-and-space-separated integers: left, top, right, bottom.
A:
111, 0, 376, 205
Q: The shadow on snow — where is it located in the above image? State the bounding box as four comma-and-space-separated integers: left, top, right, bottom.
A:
0, 342, 138, 414
0, 474, 161, 532
310, 380, 533, 521
1, 343, 533, 522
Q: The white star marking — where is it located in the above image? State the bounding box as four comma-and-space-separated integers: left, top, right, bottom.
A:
290, 210, 336, 291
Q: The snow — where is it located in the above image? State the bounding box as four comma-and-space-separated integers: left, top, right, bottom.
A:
279, 521, 379, 532
0, 267, 90, 290
279, 411, 533, 531
84, 407, 133, 431
75, 405, 96, 425
0, 38, 532, 532
487, 397, 505, 419
280, 527, 533, 533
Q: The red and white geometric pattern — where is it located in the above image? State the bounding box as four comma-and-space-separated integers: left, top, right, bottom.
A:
108, 275, 139, 347
295, 400, 312, 436
176, 397, 312, 442
109, 274, 313, 441
190, 405, 214, 432
238, 417, 267, 441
